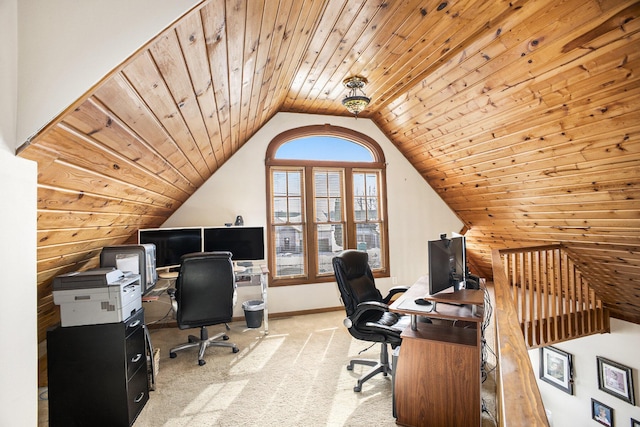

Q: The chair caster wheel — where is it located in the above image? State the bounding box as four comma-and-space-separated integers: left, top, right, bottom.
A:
223, 335, 230, 340
354, 385, 361, 392
232, 347, 239, 353
198, 359, 206, 366
347, 364, 353, 371
169, 352, 177, 358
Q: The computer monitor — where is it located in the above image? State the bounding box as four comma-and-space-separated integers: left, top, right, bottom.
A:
138, 227, 203, 268
203, 226, 265, 261
428, 235, 466, 295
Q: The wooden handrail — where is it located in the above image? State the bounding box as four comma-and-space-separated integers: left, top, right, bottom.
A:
491, 249, 549, 426
499, 245, 609, 347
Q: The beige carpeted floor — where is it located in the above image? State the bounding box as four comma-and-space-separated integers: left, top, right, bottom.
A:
39, 294, 497, 427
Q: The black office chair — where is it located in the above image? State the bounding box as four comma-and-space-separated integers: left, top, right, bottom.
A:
332, 250, 412, 392
168, 252, 239, 366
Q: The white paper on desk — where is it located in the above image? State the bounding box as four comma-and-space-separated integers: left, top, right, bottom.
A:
116, 254, 139, 274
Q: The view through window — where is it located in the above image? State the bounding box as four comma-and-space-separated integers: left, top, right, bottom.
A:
266, 126, 389, 285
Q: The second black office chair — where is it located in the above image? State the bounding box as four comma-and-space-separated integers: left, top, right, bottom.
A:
168, 251, 239, 366
332, 249, 412, 392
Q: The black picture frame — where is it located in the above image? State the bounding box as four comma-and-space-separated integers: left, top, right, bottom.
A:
631, 418, 640, 427
592, 398, 614, 427
539, 346, 574, 394
597, 356, 635, 405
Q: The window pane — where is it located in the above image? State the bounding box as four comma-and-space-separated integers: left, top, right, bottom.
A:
314, 170, 343, 225
353, 171, 381, 222
275, 136, 374, 161
315, 199, 329, 222
273, 172, 287, 196
367, 197, 379, 220
317, 224, 344, 274
328, 172, 341, 197
288, 197, 302, 223
274, 225, 305, 277
365, 173, 378, 196
356, 223, 382, 269
288, 172, 302, 196
315, 173, 327, 197
329, 198, 342, 222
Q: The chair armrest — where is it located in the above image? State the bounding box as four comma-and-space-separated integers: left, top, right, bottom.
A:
382, 286, 409, 304
350, 301, 389, 324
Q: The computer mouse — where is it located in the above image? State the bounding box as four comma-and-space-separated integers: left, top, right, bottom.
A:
414, 298, 432, 306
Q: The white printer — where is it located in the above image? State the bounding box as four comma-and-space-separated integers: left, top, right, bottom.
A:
52, 268, 142, 327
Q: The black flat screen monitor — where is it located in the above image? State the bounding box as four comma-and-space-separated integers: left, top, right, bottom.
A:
203, 227, 265, 261
428, 235, 466, 295
138, 228, 203, 267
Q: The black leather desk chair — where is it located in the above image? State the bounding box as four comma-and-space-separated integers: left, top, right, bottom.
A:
168, 251, 239, 365
332, 250, 412, 392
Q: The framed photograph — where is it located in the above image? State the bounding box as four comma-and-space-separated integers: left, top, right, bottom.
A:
631, 418, 640, 427
597, 356, 635, 405
592, 398, 614, 427
539, 346, 574, 394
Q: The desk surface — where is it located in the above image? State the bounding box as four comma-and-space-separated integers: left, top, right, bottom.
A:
390, 276, 484, 322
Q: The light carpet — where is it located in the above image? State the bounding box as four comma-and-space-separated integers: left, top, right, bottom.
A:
38, 298, 497, 426
130, 308, 497, 427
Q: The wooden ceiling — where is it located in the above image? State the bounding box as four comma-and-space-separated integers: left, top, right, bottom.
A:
17, 0, 640, 340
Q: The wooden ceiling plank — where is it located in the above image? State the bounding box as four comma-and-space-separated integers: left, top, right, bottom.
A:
201, 1, 235, 161
63, 98, 195, 197
37, 210, 165, 231
93, 75, 204, 189
237, 0, 265, 144
259, 0, 309, 129
245, 0, 285, 138
37, 226, 138, 248
271, 0, 328, 112
149, 29, 218, 175
382, 0, 638, 135
296, 0, 375, 113
37, 125, 189, 205
122, 51, 209, 183
175, 10, 227, 167
225, 0, 248, 154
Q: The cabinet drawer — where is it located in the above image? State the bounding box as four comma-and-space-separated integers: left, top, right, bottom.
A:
126, 326, 146, 380
125, 309, 144, 337
127, 366, 149, 424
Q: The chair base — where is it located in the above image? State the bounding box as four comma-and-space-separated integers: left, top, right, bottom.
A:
169, 324, 239, 366
347, 343, 391, 392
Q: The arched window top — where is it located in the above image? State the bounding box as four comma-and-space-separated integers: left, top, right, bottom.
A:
266, 124, 385, 165
275, 136, 373, 162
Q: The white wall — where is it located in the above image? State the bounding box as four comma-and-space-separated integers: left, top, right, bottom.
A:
529, 319, 640, 427
16, 0, 202, 146
164, 112, 464, 317
0, 0, 38, 424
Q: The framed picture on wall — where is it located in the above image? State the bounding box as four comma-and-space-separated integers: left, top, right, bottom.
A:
631, 418, 640, 427
597, 356, 635, 405
539, 346, 574, 394
592, 398, 614, 427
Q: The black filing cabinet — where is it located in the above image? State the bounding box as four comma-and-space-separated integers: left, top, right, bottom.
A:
47, 308, 148, 427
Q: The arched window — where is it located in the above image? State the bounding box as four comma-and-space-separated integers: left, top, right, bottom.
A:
266, 125, 389, 286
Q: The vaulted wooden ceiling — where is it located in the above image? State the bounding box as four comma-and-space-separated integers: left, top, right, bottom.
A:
17, 0, 640, 341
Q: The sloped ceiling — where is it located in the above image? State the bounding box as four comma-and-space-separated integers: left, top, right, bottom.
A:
17, 0, 640, 340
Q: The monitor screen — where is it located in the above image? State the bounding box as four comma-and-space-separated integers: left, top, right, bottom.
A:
138, 228, 203, 267
203, 227, 265, 261
428, 235, 466, 295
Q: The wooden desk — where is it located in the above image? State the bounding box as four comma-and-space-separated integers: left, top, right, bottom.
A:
390, 277, 485, 427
